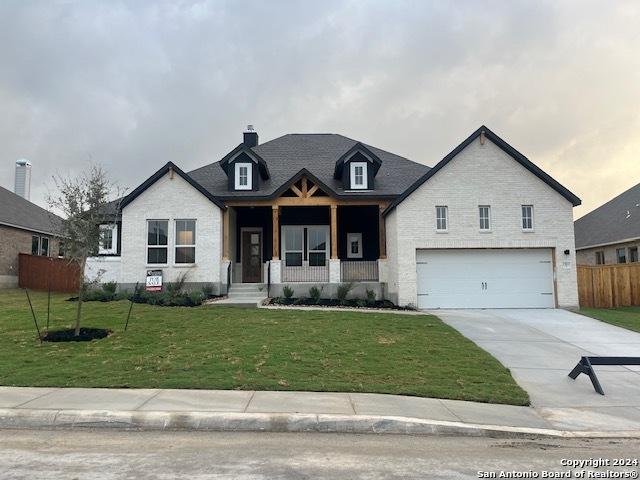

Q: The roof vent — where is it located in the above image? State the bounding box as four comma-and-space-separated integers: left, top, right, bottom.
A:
243, 125, 258, 148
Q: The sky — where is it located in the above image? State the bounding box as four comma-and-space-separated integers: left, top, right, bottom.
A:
0, 0, 639, 219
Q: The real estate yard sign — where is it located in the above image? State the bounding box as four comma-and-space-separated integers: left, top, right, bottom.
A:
146, 269, 163, 292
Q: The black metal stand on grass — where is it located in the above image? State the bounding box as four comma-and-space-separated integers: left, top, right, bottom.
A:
568, 356, 640, 395
24, 288, 42, 344
124, 282, 140, 331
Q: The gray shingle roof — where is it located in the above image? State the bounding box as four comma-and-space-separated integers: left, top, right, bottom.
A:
0, 185, 63, 235
188, 133, 430, 199
574, 182, 640, 249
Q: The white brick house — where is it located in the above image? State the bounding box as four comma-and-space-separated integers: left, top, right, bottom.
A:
87, 125, 581, 308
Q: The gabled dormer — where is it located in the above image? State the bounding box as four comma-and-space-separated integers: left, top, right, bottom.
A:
219, 127, 270, 192
333, 143, 382, 191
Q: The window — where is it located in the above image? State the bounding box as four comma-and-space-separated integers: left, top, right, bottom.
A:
595, 251, 605, 265
40, 237, 49, 256
58, 241, 65, 258
436, 206, 448, 231
147, 220, 168, 264
98, 224, 118, 255
347, 233, 363, 259
522, 205, 534, 230
630, 247, 639, 263
479, 206, 491, 231
349, 162, 368, 189
31, 236, 39, 255
308, 226, 328, 266
284, 227, 303, 266
175, 220, 196, 264
282, 225, 329, 267
234, 162, 252, 190
616, 247, 627, 264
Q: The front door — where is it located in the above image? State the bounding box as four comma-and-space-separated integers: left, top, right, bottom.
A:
242, 230, 262, 283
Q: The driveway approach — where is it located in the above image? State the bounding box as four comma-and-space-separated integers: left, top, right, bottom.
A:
433, 309, 640, 431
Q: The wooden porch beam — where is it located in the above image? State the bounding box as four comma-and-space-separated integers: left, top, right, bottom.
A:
301, 176, 308, 197
290, 184, 304, 198
272, 205, 280, 260
330, 205, 338, 260
225, 198, 389, 208
306, 184, 319, 197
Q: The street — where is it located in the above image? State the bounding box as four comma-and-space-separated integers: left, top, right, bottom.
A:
0, 429, 639, 479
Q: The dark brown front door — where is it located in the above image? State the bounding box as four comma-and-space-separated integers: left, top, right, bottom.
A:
241, 230, 262, 283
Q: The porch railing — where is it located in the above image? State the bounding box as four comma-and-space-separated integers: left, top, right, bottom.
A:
282, 261, 329, 282
341, 260, 379, 282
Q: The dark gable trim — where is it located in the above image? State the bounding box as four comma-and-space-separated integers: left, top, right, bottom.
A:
219, 144, 270, 180
333, 143, 383, 179
383, 125, 581, 217
120, 162, 226, 210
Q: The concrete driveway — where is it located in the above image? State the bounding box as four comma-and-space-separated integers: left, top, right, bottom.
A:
432, 309, 640, 431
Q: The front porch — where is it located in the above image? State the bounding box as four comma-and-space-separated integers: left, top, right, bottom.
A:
221, 175, 388, 287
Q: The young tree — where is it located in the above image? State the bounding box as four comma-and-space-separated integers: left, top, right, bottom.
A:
48, 165, 122, 336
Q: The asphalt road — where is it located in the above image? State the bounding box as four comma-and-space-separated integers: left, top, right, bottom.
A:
1, 429, 639, 479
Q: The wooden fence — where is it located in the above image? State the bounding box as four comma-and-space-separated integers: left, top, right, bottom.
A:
18, 254, 80, 293
577, 264, 640, 308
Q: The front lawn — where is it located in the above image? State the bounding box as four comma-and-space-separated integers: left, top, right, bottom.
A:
0, 289, 528, 405
579, 306, 640, 333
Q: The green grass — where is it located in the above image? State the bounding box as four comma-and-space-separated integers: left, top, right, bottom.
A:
0, 289, 528, 405
579, 306, 640, 333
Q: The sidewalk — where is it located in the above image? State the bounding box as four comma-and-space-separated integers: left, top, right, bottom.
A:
1, 387, 639, 438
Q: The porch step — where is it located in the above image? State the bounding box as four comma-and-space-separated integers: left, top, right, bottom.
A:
228, 283, 266, 292
227, 290, 268, 299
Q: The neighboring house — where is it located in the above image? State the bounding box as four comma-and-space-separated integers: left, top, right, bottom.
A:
86, 125, 581, 309
574, 182, 640, 266
0, 186, 64, 288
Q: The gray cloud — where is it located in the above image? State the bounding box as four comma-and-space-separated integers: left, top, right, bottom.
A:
1, 0, 639, 218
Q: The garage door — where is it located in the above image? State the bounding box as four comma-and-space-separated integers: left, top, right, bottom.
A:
416, 249, 555, 309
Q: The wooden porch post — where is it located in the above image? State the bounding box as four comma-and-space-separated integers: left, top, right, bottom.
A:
330, 205, 338, 259
223, 208, 230, 261
272, 205, 280, 260
378, 205, 387, 259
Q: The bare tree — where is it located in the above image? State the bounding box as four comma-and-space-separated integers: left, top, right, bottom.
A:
48, 165, 123, 336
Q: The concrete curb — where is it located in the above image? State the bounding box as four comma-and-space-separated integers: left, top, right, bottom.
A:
2, 409, 640, 439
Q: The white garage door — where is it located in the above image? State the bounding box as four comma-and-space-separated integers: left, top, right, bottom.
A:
416, 249, 555, 309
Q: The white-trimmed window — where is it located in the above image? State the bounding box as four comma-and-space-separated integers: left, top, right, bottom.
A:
521, 205, 534, 231
595, 251, 605, 265
282, 225, 329, 267
616, 248, 627, 264
98, 224, 118, 255
308, 226, 328, 266
147, 220, 168, 264
350, 162, 368, 189
40, 237, 49, 256
283, 226, 303, 266
436, 206, 448, 231
175, 219, 196, 264
479, 206, 491, 231
630, 247, 639, 263
234, 162, 252, 190
31, 236, 39, 255
347, 232, 363, 259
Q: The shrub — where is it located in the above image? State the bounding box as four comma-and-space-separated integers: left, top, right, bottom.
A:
202, 283, 215, 298
365, 289, 376, 307
283, 285, 294, 299
188, 291, 205, 306
355, 299, 367, 308
293, 298, 306, 305
309, 286, 321, 304
102, 282, 118, 296
336, 283, 354, 302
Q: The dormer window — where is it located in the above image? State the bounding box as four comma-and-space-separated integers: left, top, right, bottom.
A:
350, 162, 368, 189
235, 162, 252, 190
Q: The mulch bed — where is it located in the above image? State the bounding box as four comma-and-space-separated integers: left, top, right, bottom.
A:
41, 328, 112, 342
265, 298, 412, 310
